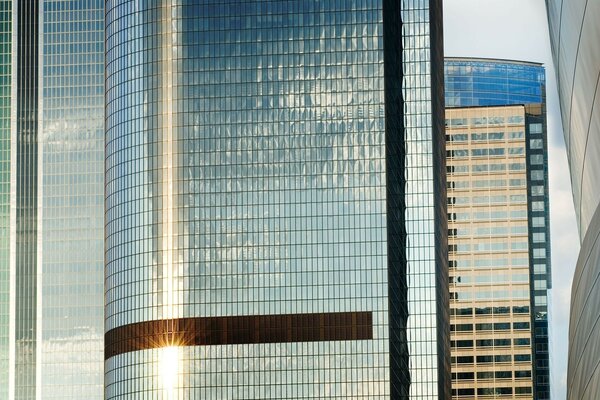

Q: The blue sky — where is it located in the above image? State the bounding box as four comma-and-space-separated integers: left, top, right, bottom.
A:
443, 1, 580, 398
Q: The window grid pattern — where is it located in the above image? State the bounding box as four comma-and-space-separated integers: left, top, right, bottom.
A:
0, 1, 9, 396
403, 1, 449, 398
445, 58, 550, 400
447, 106, 534, 400
105, 1, 394, 397
15, 1, 39, 398
444, 59, 544, 108
525, 110, 551, 399
39, 0, 105, 398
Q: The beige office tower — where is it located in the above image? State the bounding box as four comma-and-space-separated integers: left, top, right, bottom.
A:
446, 103, 549, 399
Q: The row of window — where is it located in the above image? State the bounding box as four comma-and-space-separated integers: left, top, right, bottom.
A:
450, 272, 529, 285
449, 257, 529, 269
450, 241, 528, 253
449, 225, 528, 237
449, 209, 527, 221
452, 353, 532, 364
447, 131, 517, 142
445, 115, 525, 127
448, 162, 526, 174
448, 134, 544, 150
448, 178, 526, 189
451, 289, 530, 301
449, 194, 527, 205
452, 387, 532, 396
452, 370, 531, 380
451, 337, 531, 347
448, 147, 525, 158
451, 306, 529, 316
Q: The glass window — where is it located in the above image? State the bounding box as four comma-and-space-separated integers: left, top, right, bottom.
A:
449, 133, 468, 141
534, 248, 546, 258
515, 371, 532, 378
532, 217, 545, 227
529, 123, 543, 133
514, 338, 530, 346
532, 185, 545, 195
532, 201, 544, 211
513, 322, 530, 330
531, 154, 544, 164
530, 138, 543, 149
509, 147, 524, 155
534, 280, 547, 290
514, 354, 531, 362
531, 170, 544, 180
450, 118, 467, 126
508, 115, 524, 124
534, 264, 546, 274
450, 323, 473, 331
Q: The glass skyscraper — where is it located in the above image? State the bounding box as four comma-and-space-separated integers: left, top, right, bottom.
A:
445, 58, 551, 399
105, 1, 448, 399
0, 1, 106, 399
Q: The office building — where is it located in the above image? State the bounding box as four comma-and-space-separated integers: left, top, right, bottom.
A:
0, 0, 106, 399
445, 58, 551, 399
105, 1, 448, 398
546, 1, 600, 399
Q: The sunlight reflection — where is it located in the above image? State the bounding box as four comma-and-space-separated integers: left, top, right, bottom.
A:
159, 346, 179, 393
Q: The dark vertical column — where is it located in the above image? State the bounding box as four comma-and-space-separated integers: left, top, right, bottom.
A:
525, 103, 552, 400
429, 1, 451, 399
15, 0, 38, 398
382, 1, 409, 398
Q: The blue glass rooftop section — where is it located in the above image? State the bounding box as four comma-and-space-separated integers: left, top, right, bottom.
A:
445, 58, 545, 107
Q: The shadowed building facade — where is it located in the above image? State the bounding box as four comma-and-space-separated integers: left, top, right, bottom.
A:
546, 1, 600, 399
445, 58, 551, 399
105, 0, 449, 398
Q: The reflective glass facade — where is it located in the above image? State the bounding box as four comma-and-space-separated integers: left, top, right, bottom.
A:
0, 1, 9, 396
3, 1, 106, 398
105, 1, 448, 398
14, 1, 39, 397
546, 1, 600, 399
39, 0, 105, 398
445, 58, 551, 400
445, 58, 544, 108
405, 3, 450, 399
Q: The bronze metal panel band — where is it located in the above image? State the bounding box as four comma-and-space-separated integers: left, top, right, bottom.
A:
105, 311, 373, 360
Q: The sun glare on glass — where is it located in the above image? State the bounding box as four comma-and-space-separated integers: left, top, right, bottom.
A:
160, 346, 179, 392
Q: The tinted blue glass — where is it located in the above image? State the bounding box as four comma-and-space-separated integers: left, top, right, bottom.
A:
444, 59, 545, 107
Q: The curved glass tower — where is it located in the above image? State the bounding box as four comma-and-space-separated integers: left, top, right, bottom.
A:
105, 0, 448, 398
547, 1, 600, 399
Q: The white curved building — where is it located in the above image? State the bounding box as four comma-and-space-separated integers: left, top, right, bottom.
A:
547, 1, 600, 399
